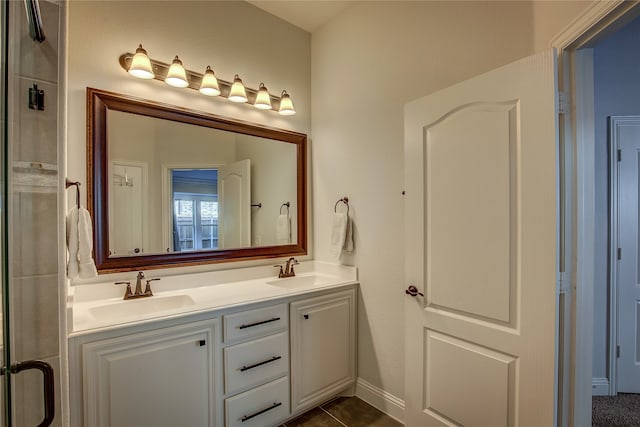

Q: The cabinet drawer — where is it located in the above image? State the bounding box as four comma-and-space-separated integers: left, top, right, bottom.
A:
224, 303, 287, 343
224, 331, 289, 395
225, 376, 290, 427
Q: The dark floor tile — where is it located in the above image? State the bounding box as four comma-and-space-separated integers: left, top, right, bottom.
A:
321, 397, 401, 427
284, 407, 344, 427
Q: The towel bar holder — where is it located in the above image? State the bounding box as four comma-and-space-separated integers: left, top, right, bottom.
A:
334, 197, 349, 214
65, 178, 81, 209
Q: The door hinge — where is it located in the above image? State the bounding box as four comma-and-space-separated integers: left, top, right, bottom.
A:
617, 345, 620, 358
557, 271, 572, 293
557, 91, 568, 114
618, 248, 622, 260
618, 149, 622, 162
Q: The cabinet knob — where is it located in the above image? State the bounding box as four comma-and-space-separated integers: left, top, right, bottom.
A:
303, 314, 309, 320
198, 340, 206, 347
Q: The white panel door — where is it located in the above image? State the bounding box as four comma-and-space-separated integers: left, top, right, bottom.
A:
109, 162, 146, 255
611, 116, 640, 393
404, 50, 558, 426
218, 159, 251, 249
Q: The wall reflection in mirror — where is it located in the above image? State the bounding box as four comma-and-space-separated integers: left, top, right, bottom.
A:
107, 110, 298, 257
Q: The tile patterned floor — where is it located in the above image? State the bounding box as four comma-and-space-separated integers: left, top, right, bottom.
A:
282, 397, 402, 427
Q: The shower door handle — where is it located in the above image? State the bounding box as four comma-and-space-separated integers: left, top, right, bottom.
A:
13, 360, 55, 427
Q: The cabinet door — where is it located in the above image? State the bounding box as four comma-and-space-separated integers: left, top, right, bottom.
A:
290, 289, 356, 413
82, 320, 217, 427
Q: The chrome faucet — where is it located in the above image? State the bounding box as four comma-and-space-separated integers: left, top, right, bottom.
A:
115, 271, 160, 300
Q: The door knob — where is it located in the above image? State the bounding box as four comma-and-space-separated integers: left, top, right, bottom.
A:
405, 285, 424, 297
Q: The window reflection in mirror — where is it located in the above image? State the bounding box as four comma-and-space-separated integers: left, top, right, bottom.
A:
171, 169, 219, 252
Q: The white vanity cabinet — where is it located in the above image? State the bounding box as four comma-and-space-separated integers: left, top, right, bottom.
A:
222, 303, 291, 426
290, 288, 357, 414
81, 319, 217, 427
70, 280, 358, 427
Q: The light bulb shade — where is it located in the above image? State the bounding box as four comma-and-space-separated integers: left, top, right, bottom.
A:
278, 90, 296, 115
228, 74, 248, 103
199, 66, 221, 96
128, 44, 154, 79
165, 56, 189, 88
253, 83, 272, 110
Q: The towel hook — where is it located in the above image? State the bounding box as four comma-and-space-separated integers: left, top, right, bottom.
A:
65, 178, 81, 209
280, 202, 290, 215
334, 197, 349, 214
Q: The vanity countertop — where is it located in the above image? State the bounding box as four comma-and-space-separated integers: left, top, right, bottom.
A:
68, 261, 357, 335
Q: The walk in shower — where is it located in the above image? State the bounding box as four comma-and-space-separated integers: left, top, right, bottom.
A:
1, 0, 61, 425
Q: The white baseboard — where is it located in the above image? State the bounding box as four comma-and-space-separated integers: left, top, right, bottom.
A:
592, 377, 610, 396
355, 377, 405, 424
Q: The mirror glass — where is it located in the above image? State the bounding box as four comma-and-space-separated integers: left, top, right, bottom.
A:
88, 88, 307, 272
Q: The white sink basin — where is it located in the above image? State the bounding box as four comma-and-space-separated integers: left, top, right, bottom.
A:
266, 274, 335, 289
89, 294, 195, 320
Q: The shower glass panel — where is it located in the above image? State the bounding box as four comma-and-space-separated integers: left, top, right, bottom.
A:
1, 1, 60, 426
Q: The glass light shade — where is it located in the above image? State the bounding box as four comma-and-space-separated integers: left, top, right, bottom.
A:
278, 90, 296, 115
165, 56, 189, 88
199, 66, 221, 96
228, 74, 248, 103
253, 83, 272, 110
128, 44, 154, 79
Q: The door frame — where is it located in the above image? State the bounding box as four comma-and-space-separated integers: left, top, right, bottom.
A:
552, 1, 640, 424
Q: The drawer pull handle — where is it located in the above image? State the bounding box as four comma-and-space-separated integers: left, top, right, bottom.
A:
240, 356, 282, 372
241, 402, 282, 422
238, 317, 281, 330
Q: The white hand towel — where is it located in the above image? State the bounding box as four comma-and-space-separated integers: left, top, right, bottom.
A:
330, 212, 348, 260
276, 213, 291, 244
78, 207, 98, 278
66, 206, 98, 279
65, 207, 79, 279
343, 215, 354, 253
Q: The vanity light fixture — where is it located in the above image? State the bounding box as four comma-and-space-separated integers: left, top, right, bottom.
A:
253, 83, 272, 110
199, 66, 221, 96
165, 56, 189, 88
228, 74, 248, 103
119, 45, 296, 115
128, 44, 154, 79
278, 90, 296, 116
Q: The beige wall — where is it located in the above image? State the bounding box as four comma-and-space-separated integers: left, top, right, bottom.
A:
66, 0, 597, 410
311, 0, 592, 401
67, 0, 310, 208
67, 0, 311, 278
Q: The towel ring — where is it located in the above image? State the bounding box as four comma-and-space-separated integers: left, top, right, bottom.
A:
334, 197, 349, 214
65, 178, 81, 209
280, 202, 290, 215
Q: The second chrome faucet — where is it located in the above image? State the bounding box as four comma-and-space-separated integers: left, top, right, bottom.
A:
115, 271, 160, 300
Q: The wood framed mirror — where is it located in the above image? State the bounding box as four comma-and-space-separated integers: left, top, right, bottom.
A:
87, 87, 307, 273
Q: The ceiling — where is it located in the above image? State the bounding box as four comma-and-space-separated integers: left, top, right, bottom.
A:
246, 1, 353, 33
